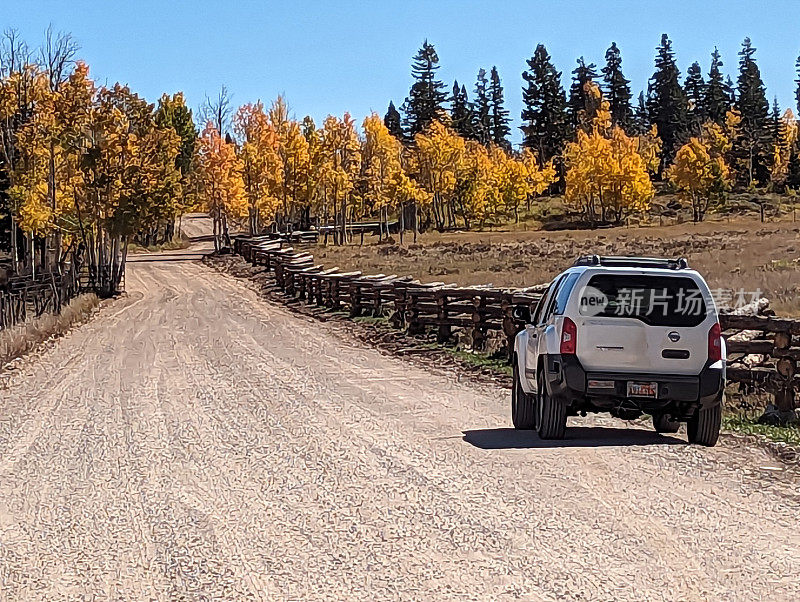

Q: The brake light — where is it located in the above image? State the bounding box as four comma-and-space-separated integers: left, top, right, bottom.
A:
708, 322, 722, 362
561, 317, 577, 355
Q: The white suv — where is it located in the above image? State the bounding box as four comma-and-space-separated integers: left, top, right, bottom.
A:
512, 256, 725, 446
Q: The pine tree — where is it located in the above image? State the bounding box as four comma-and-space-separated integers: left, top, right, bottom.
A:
770, 97, 781, 140
725, 75, 736, 105
489, 66, 511, 148
601, 42, 632, 131
787, 146, 800, 189
521, 44, 569, 161
632, 91, 649, 134
734, 37, 771, 185
568, 56, 599, 128
646, 34, 688, 170
704, 47, 729, 125
384, 101, 404, 141
684, 61, 706, 135
473, 68, 491, 145
402, 40, 447, 138
450, 81, 475, 140
795, 54, 800, 113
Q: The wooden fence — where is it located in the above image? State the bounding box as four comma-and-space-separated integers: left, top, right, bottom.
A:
233, 235, 799, 412
0, 265, 80, 331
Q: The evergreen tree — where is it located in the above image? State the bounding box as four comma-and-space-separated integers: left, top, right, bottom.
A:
646, 34, 688, 170
734, 37, 771, 185
770, 97, 781, 140
795, 54, 800, 113
521, 44, 570, 161
384, 100, 404, 141
684, 61, 706, 135
632, 91, 650, 134
704, 47, 729, 125
473, 68, 492, 145
489, 66, 511, 148
787, 146, 800, 189
601, 42, 632, 131
568, 56, 599, 128
449, 81, 475, 140
402, 40, 447, 138
725, 75, 736, 105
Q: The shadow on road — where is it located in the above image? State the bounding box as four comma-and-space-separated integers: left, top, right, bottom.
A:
462, 426, 684, 449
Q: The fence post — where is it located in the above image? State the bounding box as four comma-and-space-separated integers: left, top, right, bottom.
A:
436, 290, 451, 344
407, 290, 423, 335
390, 283, 406, 329
372, 282, 384, 317
501, 292, 518, 362
350, 281, 362, 317
775, 330, 796, 414
472, 294, 487, 352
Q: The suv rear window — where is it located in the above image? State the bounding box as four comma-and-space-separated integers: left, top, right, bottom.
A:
581, 274, 708, 327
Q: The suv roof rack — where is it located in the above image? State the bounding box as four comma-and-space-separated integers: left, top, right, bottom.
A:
573, 255, 689, 270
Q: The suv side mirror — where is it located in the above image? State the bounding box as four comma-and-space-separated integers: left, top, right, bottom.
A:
512, 304, 532, 324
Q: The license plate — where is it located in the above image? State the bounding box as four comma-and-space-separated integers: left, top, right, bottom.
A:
627, 381, 658, 398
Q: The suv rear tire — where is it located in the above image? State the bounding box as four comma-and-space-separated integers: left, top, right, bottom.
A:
652, 413, 681, 434
537, 371, 567, 439
512, 360, 536, 429
687, 402, 721, 446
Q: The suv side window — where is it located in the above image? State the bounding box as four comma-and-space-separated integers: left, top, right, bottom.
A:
531, 281, 555, 325
554, 272, 581, 315
538, 275, 564, 324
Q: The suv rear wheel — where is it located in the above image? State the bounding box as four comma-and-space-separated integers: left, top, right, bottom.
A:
511, 360, 536, 429
687, 402, 722, 446
537, 371, 567, 439
652, 413, 681, 434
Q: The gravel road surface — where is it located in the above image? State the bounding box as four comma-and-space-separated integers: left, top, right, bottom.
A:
0, 216, 798, 600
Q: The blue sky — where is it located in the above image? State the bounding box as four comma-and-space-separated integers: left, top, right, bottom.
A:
5, 1, 800, 143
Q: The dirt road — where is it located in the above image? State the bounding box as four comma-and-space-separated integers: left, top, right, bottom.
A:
0, 217, 798, 600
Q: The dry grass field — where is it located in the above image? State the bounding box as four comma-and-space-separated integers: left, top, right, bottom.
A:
315, 214, 800, 315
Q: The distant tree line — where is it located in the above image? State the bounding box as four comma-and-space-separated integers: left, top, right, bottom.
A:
386, 35, 800, 195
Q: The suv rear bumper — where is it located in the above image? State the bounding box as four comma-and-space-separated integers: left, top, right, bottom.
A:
541, 353, 724, 414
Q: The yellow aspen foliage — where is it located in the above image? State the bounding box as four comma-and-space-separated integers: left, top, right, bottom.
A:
263, 96, 312, 226
700, 109, 739, 161
8, 67, 56, 235
455, 141, 495, 227
605, 127, 654, 218
771, 108, 798, 185
635, 125, 662, 176
565, 126, 653, 222
581, 81, 611, 134
667, 137, 730, 222
233, 102, 283, 233
319, 113, 361, 243
278, 120, 310, 221
195, 122, 246, 249
564, 82, 654, 223
414, 120, 465, 228
362, 112, 405, 233
301, 116, 324, 219
521, 149, 556, 196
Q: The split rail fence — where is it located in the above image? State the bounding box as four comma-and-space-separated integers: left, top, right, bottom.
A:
0, 265, 80, 331
233, 234, 799, 412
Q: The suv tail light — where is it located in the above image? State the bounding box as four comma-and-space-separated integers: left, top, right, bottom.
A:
708, 322, 722, 362
560, 317, 577, 355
